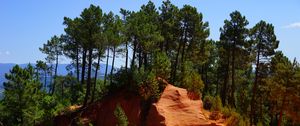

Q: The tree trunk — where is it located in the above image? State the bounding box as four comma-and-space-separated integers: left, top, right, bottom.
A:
131, 38, 137, 69
221, 50, 230, 106
44, 70, 47, 91
125, 41, 128, 71
251, 47, 260, 125
91, 50, 101, 103
55, 53, 59, 77
143, 52, 147, 69
61, 80, 64, 99
110, 46, 116, 84
181, 38, 187, 71
51, 53, 59, 95
231, 42, 236, 108
138, 44, 142, 69
81, 49, 87, 85
83, 49, 93, 107
172, 38, 183, 83
278, 94, 287, 126
76, 45, 80, 82
49, 64, 53, 94
104, 48, 110, 86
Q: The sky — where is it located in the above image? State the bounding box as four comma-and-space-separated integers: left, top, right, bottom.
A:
0, 0, 299, 67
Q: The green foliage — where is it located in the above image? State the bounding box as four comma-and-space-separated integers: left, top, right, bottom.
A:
135, 68, 160, 100
222, 107, 250, 126
203, 95, 222, 111
256, 121, 263, 126
212, 96, 223, 111
178, 61, 204, 96
203, 95, 213, 110
151, 51, 171, 79
114, 104, 129, 126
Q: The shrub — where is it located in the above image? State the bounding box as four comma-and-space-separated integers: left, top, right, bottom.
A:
222, 106, 233, 118
212, 96, 222, 111
138, 71, 160, 100
256, 121, 263, 126
151, 51, 171, 79
203, 95, 213, 110
222, 106, 250, 126
180, 61, 204, 96
203, 95, 222, 111
114, 104, 128, 126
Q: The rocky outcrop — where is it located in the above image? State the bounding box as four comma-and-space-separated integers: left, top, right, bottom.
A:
146, 84, 223, 126
53, 83, 225, 126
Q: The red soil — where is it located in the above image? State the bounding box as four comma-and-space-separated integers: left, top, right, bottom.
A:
53, 80, 225, 126
146, 84, 224, 126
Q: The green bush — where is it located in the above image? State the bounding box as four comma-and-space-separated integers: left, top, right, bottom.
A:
212, 96, 222, 111
151, 51, 171, 80
222, 106, 233, 118
180, 61, 204, 96
203, 95, 222, 111
221, 106, 250, 126
138, 71, 160, 100
114, 104, 129, 126
203, 95, 213, 110
256, 121, 263, 126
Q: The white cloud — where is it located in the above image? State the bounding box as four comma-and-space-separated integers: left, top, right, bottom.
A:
5, 51, 10, 55
283, 22, 300, 29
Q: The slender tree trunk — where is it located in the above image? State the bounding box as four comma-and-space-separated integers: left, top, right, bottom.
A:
76, 46, 80, 82
125, 41, 128, 71
61, 80, 64, 99
55, 53, 59, 77
91, 51, 101, 103
221, 51, 230, 106
138, 44, 142, 69
49, 64, 53, 94
81, 49, 87, 85
131, 38, 137, 69
110, 46, 116, 84
231, 42, 236, 108
251, 47, 260, 125
44, 70, 47, 91
143, 52, 147, 69
278, 94, 287, 126
216, 71, 219, 96
159, 41, 164, 51
181, 29, 187, 72
181, 40, 186, 69
172, 38, 183, 83
165, 40, 169, 56
51, 53, 59, 95
104, 48, 110, 86
84, 49, 93, 107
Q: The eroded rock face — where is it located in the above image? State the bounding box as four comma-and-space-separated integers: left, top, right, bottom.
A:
146, 84, 220, 126
81, 91, 142, 126
53, 84, 224, 126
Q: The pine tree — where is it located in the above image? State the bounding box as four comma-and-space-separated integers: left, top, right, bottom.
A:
2, 65, 44, 125
219, 11, 249, 107
249, 20, 279, 124
120, 8, 131, 72
36, 60, 48, 91
40, 35, 63, 94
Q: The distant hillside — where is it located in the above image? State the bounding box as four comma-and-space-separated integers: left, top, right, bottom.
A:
0, 63, 113, 91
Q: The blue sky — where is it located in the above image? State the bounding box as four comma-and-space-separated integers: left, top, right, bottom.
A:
0, 0, 299, 67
